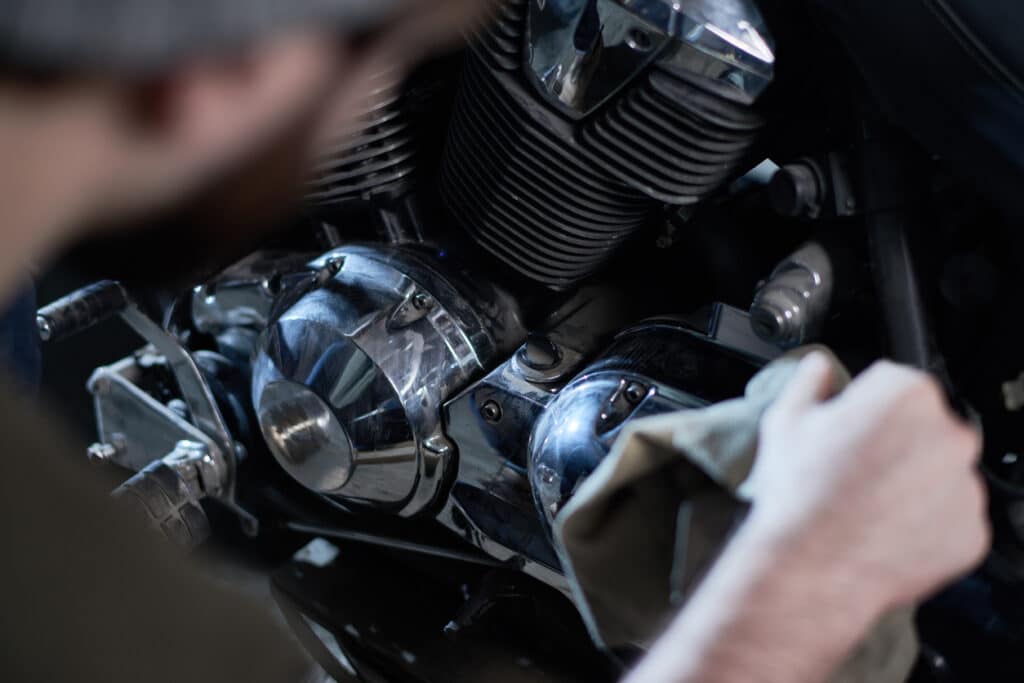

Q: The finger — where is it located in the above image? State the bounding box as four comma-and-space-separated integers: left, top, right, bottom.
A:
956, 422, 984, 466
769, 351, 835, 423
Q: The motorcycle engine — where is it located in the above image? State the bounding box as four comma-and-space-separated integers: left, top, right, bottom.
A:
439, 0, 772, 289
39, 1, 1024, 679
250, 0, 775, 574
70, 0, 784, 599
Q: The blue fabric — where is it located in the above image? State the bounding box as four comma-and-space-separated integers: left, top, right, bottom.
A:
0, 286, 42, 390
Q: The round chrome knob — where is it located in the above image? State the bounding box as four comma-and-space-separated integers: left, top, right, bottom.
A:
257, 381, 354, 495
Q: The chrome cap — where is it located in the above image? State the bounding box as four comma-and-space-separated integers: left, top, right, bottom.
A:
527, 0, 775, 117
252, 246, 495, 516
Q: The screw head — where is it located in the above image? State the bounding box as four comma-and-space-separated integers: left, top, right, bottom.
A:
36, 316, 54, 342
480, 400, 503, 424
261, 274, 283, 296
412, 292, 434, 311
624, 382, 647, 405
627, 27, 654, 52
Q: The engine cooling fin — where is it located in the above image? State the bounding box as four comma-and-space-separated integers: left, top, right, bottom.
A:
439, 0, 767, 290
476, 0, 526, 72
307, 70, 416, 207
582, 69, 766, 204
441, 56, 655, 289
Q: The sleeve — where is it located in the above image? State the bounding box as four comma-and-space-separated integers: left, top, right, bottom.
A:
0, 385, 313, 683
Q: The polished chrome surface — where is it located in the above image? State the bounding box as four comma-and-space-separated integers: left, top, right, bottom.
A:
640, 0, 775, 104
93, 305, 259, 534
192, 251, 314, 337
90, 356, 224, 476
438, 286, 636, 586
441, 359, 569, 591
122, 308, 238, 466
527, 0, 775, 117
750, 242, 834, 349
438, 312, 764, 593
259, 382, 356, 494
251, 246, 499, 517
527, 0, 670, 118
528, 368, 700, 532
528, 318, 763, 534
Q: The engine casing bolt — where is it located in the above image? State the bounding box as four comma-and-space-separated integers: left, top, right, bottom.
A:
412, 292, 434, 311
625, 382, 647, 405
480, 400, 503, 424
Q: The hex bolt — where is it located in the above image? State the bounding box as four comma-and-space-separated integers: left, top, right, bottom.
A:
480, 400, 503, 424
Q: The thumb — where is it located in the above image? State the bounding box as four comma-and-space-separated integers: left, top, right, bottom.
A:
768, 351, 835, 423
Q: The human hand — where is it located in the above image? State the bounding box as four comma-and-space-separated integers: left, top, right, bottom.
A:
748, 353, 990, 617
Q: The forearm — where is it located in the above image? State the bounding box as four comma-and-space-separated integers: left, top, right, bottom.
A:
625, 519, 880, 683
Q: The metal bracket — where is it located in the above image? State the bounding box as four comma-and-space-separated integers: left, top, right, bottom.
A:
89, 303, 259, 535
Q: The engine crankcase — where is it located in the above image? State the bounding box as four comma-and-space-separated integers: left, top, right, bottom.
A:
251, 246, 500, 517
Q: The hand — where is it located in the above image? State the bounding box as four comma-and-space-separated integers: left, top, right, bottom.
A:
748, 353, 991, 617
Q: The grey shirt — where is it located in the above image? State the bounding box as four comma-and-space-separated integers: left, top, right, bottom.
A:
0, 382, 309, 682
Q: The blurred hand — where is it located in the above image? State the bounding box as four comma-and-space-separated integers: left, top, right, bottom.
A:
748, 353, 991, 615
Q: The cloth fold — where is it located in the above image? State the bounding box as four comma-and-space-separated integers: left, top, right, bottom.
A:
554, 347, 918, 682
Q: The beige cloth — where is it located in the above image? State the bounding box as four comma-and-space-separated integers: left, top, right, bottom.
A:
554, 347, 919, 682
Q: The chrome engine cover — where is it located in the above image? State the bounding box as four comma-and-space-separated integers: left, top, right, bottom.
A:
527, 0, 776, 119
251, 246, 503, 517
528, 316, 770, 534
